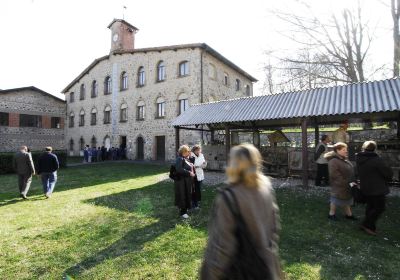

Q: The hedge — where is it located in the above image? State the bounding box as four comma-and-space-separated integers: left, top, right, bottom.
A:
0, 150, 67, 175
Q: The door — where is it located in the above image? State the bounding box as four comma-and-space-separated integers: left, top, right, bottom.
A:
137, 137, 144, 160
156, 136, 165, 161
120, 136, 127, 149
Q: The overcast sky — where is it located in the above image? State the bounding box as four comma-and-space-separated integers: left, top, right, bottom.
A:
0, 0, 393, 99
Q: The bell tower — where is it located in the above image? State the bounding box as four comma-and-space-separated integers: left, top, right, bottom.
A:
108, 19, 139, 53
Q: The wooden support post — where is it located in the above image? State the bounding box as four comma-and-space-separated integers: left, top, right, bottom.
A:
397, 114, 400, 139
175, 127, 180, 155
225, 126, 231, 164
301, 119, 309, 188
210, 129, 215, 144
314, 119, 320, 147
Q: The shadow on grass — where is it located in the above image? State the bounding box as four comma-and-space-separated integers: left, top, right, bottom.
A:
0, 162, 167, 206
64, 179, 211, 278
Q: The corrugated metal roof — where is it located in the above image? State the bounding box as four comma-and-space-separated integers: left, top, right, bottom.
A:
172, 78, 400, 127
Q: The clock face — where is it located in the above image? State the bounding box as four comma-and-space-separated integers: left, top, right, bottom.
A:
113, 33, 119, 42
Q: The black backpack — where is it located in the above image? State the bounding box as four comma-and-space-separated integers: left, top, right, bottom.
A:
220, 188, 279, 280
169, 164, 179, 180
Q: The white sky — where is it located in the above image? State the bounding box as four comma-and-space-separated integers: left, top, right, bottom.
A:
0, 0, 393, 99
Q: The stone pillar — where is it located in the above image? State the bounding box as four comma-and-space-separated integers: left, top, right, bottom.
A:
253, 130, 260, 149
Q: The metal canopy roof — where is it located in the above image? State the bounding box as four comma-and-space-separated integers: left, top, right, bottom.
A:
172, 78, 400, 127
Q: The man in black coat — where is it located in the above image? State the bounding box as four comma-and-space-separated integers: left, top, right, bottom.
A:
13, 146, 35, 199
356, 141, 393, 235
37, 147, 59, 198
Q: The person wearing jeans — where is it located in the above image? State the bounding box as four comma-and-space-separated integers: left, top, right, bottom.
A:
37, 147, 60, 198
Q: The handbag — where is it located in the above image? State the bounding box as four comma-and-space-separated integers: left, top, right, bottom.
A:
220, 188, 278, 280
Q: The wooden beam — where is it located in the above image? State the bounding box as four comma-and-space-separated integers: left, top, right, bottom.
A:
301, 118, 309, 188
173, 126, 211, 132
314, 118, 320, 147
175, 127, 180, 154
210, 129, 215, 144
397, 113, 400, 139
225, 126, 231, 164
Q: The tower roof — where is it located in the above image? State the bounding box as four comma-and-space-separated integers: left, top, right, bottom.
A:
107, 19, 139, 32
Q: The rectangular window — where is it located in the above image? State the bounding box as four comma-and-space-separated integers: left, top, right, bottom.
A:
120, 108, 127, 122
137, 106, 145, 120
157, 102, 166, 118
179, 62, 189, 76
69, 116, 74, 127
91, 113, 97, 125
51, 117, 61, 128
79, 115, 85, 126
104, 111, 111, 124
121, 75, 128, 90
0, 112, 9, 126
19, 114, 42, 128
179, 99, 189, 115
70, 92, 75, 103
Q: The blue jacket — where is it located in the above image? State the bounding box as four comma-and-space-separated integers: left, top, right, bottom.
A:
37, 152, 59, 174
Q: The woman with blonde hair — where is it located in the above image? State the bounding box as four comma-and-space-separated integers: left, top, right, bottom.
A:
201, 143, 282, 280
175, 145, 195, 219
325, 142, 357, 221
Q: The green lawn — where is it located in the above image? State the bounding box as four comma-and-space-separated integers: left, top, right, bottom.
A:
0, 163, 399, 280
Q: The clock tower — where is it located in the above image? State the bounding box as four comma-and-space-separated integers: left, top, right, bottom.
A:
108, 19, 139, 53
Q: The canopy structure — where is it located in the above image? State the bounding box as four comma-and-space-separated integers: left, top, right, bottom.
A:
172, 77, 400, 187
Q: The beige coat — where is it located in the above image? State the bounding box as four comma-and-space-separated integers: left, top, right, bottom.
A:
325, 151, 354, 200
201, 180, 281, 280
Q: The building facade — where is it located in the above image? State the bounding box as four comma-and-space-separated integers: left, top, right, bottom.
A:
63, 19, 257, 160
0, 87, 66, 152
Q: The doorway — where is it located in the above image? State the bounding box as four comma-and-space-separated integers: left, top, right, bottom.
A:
155, 136, 165, 161
137, 136, 144, 160
120, 136, 127, 149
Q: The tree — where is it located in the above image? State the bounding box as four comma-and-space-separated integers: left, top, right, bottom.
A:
264, 2, 375, 93
392, 0, 400, 76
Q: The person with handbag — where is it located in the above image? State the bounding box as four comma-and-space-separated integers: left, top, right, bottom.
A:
201, 143, 282, 280
356, 141, 393, 235
174, 145, 195, 219
325, 142, 358, 221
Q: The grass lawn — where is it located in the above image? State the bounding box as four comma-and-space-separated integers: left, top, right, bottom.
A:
1, 163, 399, 280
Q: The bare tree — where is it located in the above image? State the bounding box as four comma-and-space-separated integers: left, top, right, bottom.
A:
264, 3, 375, 93
392, 0, 400, 76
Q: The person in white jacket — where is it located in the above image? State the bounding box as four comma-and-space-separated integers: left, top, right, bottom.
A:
191, 145, 207, 209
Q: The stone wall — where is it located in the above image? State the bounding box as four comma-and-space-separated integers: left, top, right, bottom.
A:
65, 46, 254, 160
0, 88, 66, 152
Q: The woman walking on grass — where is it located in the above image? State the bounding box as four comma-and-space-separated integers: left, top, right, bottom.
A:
201, 144, 282, 280
175, 145, 195, 219
325, 142, 358, 221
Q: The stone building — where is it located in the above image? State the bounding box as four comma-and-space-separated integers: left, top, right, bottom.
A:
0, 86, 66, 152
62, 19, 257, 160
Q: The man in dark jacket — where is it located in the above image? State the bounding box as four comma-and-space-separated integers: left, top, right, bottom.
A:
13, 146, 35, 199
37, 147, 59, 198
356, 141, 393, 235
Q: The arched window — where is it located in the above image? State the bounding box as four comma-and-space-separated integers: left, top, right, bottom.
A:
79, 109, 85, 126
80, 84, 86, 100
104, 76, 112, 95
157, 61, 166, 82
223, 73, 229, 86
179, 61, 189, 77
209, 63, 217, 80
245, 85, 251, 96
120, 71, 128, 90
104, 105, 111, 124
91, 135, 97, 148
156, 97, 166, 118
69, 112, 75, 128
178, 93, 189, 115
69, 138, 74, 151
90, 107, 97, 125
235, 79, 241, 91
120, 103, 128, 122
91, 80, 98, 98
137, 66, 145, 86
137, 100, 145, 120
79, 136, 85, 151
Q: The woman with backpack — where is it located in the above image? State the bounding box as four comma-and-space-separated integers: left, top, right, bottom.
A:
201, 143, 282, 280
174, 145, 195, 219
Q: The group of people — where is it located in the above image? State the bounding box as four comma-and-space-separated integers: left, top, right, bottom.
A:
173, 144, 207, 219
13, 146, 59, 199
83, 145, 126, 163
315, 133, 393, 236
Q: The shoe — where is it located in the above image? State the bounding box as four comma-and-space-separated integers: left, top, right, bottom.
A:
328, 214, 338, 221
361, 225, 377, 236
345, 215, 358, 221
20, 194, 28, 199
45, 193, 51, 199
181, 214, 189, 219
